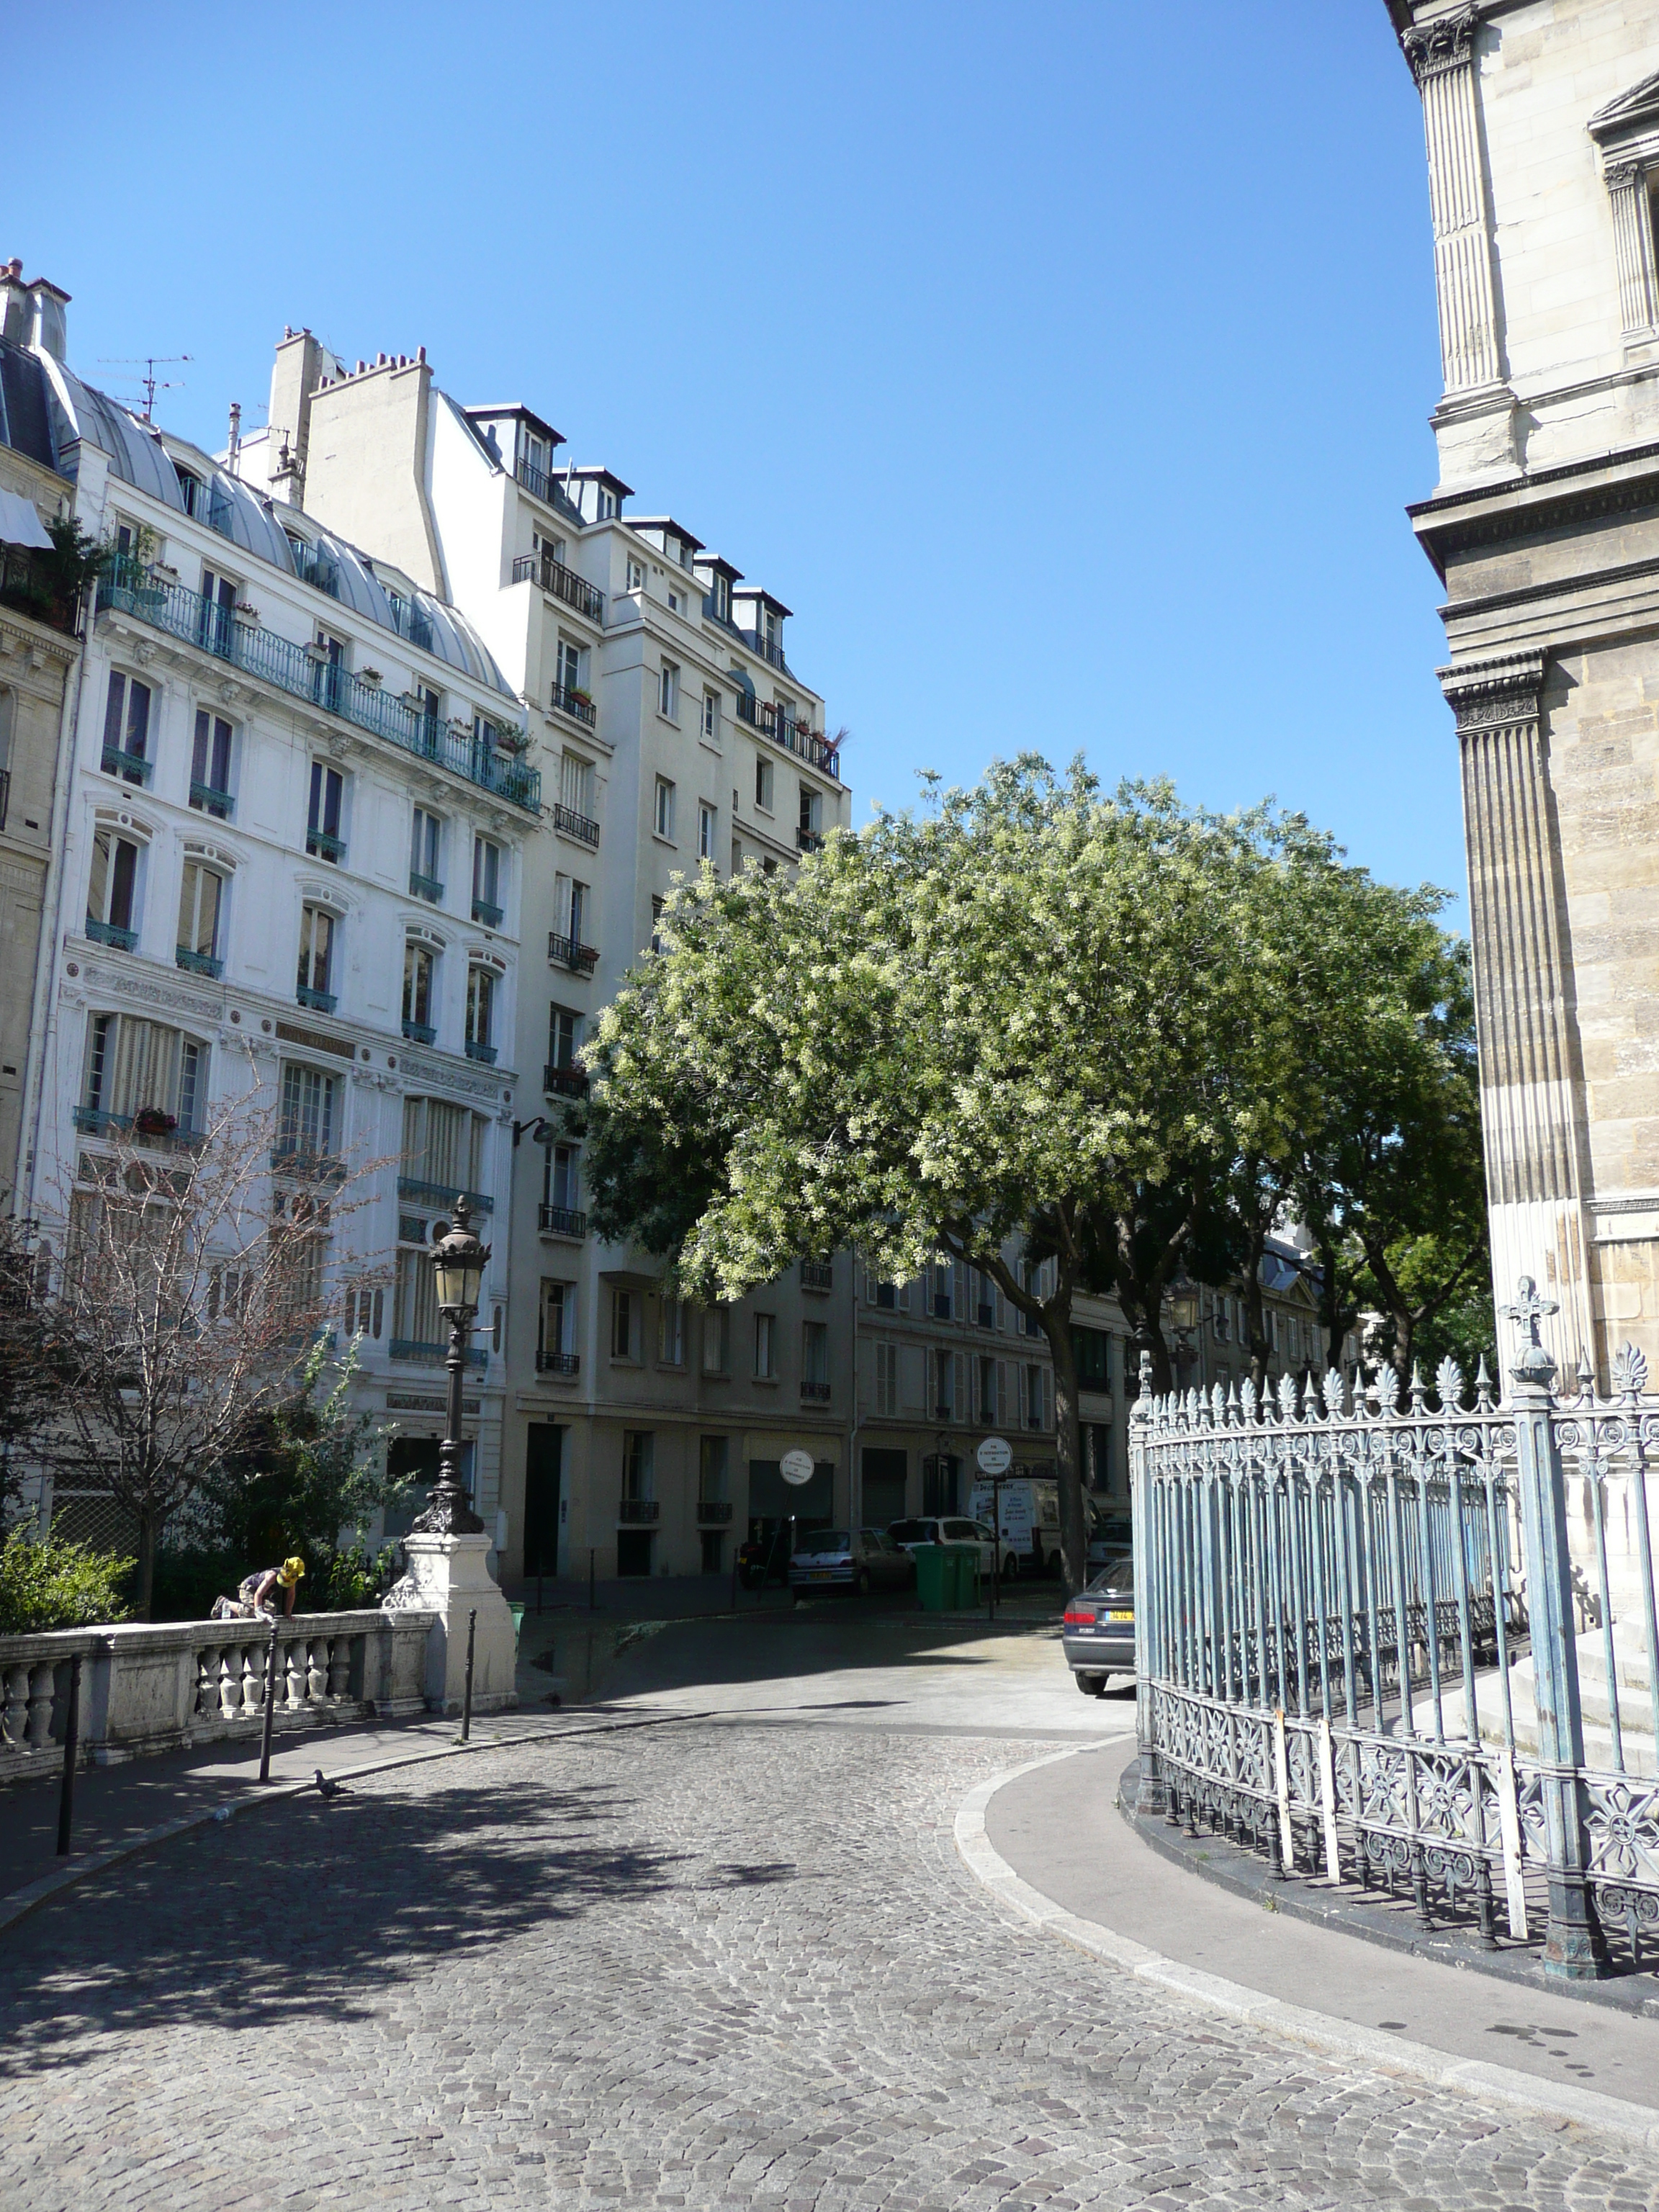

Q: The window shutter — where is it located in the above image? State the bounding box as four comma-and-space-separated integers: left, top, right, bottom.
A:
900, 1344, 925, 1413
953, 1351, 966, 1423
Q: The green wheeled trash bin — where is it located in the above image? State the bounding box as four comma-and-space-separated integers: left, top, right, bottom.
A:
913, 1543, 948, 1611
940, 1541, 979, 1609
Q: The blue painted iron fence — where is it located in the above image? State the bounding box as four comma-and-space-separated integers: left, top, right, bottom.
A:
1132, 1276, 1659, 1982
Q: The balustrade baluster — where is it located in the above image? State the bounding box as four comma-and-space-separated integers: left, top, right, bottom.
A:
285, 1640, 306, 1709
218, 1646, 240, 1720
1, 1663, 27, 1750
307, 1641, 328, 1703
24, 1661, 54, 1750
242, 1642, 266, 1717
328, 1637, 351, 1701
194, 1643, 217, 1719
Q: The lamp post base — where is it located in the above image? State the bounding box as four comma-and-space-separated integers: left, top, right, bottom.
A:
392, 1533, 518, 1715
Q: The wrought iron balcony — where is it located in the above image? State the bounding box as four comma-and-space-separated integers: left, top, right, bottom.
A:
101, 747, 150, 786
96, 562, 541, 814
401, 1017, 436, 1045
189, 781, 234, 820
408, 871, 444, 904
472, 896, 504, 928
536, 1349, 580, 1377
511, 458, 585, 528
741, 628, 789, 673
296, 984, 337, 1015
796, 827, 824, 853
539, 1202, 588, 1238
800, 1260, 833, 1292
398, 1175, 493, 1214
551, 801, 600, 848
511, 550, 606, 624
74, 1105, 204, 1152
618, 1498, 659, 1524
390, 1337, 487, 1370
544, 1064, 588, 1099
548, 932, 598, 975
548, 680, 598, 727
271, 1143, 347, 1182
306, 827, 346, 864
732, 691, 840, 780
802, 1380, 832, 1403
86, 919, 138, 952
176, 945, 223, 979
465, 1039, 498, 1064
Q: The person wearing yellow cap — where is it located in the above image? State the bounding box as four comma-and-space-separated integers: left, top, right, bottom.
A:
210, 1557, 305, 1621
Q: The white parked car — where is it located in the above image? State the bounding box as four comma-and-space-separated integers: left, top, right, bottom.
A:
887, 1516, 1021, 1586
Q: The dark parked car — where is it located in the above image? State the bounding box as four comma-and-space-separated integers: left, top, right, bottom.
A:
1061, 1555, 1134, 1695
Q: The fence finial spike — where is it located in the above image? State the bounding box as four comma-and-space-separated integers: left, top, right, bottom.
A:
1499, 1271, 1558, 1384
1475, 1352, 1494, 1410
1408, 1360, 1428, 1413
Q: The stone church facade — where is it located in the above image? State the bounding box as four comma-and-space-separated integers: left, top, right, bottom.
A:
1390, 2, 1659, 1380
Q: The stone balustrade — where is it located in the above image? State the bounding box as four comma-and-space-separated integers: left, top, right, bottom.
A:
0, 1608, 437, 1786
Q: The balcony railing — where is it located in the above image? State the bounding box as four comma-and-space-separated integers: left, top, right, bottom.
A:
800, 1260, 833, 1292
544, 1065, 588, 1100
73, 1105, 204, 1151
296, 984, 337, 1015
511, 458, 585, 527
408, 871, 444, 904
741, 627, 789, 673
96, 562, 541, 814
796, 827, 824, 853
401, 1017, 436, 1046
101, 746, 151, 786
511, 550, 606, 624
176, 945, 224, 980
548, 680, 598, 727
539, 1202, 588, 1238
696, 1500, 734, 1524
618, 1498, 660, 1524
271, 1143, 347, 1183
733, 691, 840, 780
307, 827, 346, 864
472, 896, 504, 928
397, 1175, 493, 1215
189, 781, 234, 820
551, 801, 600, 848
802, 1380, 833, 1402
85, 919, 138, 953
390, 1338, 487, 1370
548, 932, 598, 975
464, 1039, 498, 1065
536, 1349, 580, 1377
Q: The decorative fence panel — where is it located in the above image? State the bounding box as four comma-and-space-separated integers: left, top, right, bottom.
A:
1132, 1277, 1659, 1982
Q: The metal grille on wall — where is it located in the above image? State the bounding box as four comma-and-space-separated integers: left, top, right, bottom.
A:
1130, 1277, 1659, 1982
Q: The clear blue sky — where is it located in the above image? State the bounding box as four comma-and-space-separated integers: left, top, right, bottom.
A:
7, 2, 1455, 912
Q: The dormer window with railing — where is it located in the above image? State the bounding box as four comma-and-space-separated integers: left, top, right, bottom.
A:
78, 1013, 207, 1147
175, 465, 231, 537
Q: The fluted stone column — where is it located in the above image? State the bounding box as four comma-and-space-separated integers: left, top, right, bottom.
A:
1440, 650, 1593, 1375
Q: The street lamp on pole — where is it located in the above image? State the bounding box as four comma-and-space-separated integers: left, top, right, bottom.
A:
411, 1195, 491, 1537
1168, 1269, 1201, 1385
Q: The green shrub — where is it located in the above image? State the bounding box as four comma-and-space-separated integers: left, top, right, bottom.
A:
319, 1542, 400, 1611
148, 1547, 245, 1624
0, 1529, 133, 1634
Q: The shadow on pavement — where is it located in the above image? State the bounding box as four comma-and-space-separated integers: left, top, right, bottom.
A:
0, 1771, 691, 2072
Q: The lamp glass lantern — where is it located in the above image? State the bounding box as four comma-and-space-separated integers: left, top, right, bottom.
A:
1168, 1272, 1200, 1337
430, 1199, 490, 1318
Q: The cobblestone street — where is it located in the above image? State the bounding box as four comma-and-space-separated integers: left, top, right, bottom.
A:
2, 1699, 1658, 2211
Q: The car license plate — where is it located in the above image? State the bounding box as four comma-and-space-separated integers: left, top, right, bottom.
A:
811, 1570, 833, 1581
1107, 1610, 1133, 1622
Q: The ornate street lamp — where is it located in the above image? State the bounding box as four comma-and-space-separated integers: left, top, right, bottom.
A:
1168, 1269, 1201, 1375
411, 1195, 491, 1537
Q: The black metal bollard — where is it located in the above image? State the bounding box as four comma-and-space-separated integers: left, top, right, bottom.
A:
257, 1617, 280, 1784
55, 1653, 82, 1856
460, 1608, 477, 1742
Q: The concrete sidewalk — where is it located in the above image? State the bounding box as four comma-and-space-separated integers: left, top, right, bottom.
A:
984, 1731, 1659, 2114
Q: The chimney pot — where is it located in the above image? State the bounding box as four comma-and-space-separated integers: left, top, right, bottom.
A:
417, 345, 426, 363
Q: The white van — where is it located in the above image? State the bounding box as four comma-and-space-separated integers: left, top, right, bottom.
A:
968, 1476, 1062, 1578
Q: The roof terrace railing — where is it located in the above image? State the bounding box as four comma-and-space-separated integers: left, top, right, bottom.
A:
733, 691, 840, 780
97, 561, 541, 815
512, 457, 585, 526
511, 552, 605, 626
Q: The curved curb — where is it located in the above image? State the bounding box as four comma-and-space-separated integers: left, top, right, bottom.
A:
955, 1745, 1659, 2154
0, 1706, 714, 1941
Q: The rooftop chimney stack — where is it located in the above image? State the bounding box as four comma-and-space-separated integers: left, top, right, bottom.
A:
0, 260, 28, 344
25, 276, 69, 359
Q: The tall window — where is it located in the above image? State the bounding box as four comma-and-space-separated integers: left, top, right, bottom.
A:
310, 628, 346, 711
557, 639, 582, 698
799, 783, 822, 838
544, 1143, 580, 1213
297, 905, 336, 1007
403, 1095, 485, 1198
565, 877, 589, 948
549, 1004, 580, 1071
702, 1304, 729, 1375
622, 1431, 654, 1501
410, 806, 443, 899
978, 1355, 997, 1424
802, 1321, 829, 1393
698, 803, 716, 862
394, 1245, 441, 1349
539, 1279, 576, 1362
657, 661, 679, 720
465, 966, 496, 1058
403, 942, 435, 1039
559, 752, 594, 817
935, 1349, 956, 1419
698, 1434, 729, 1503
307, 762, 344, 862
86, 830, 139, 942
611, 1289, 634, 1360
176, 860, 224, 974
876, 1340, 899, 1418
754, 757, 773, 812
82, 1014, 205, 1135
101, 672, 152, 783
660, 1296, 685, 1367
654, 776, 675, 840
753, 1311, 775, 1380
190, 709, 233, 816
472, 835, 503, 922
279, 1062, 336, 1160
702, 691, 719, 740
1024, 1364, 1048, 1430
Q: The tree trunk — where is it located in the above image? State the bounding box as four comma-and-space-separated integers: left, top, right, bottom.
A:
1043, 1311, 1088, 1596
135, 1505, 158, 1622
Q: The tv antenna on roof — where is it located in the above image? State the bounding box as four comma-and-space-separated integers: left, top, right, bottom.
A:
96, 355, 193, 421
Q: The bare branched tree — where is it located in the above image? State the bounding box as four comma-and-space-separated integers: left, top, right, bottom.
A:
36, 1079, 387, 1615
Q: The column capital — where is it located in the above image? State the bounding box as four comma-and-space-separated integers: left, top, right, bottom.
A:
1400, 6, 1483, 86
1437, 648, 1547, 733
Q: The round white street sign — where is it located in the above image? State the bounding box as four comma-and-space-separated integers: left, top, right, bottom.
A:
780, 1447, 816, 1487
976, 1436, 1013, 1476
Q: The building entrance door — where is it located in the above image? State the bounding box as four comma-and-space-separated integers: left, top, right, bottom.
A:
523, 1424, 563, 1578
922, 1453, 961, 1516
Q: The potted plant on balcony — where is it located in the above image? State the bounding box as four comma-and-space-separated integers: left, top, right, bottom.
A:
132, 1106, 178, 1140
497, 727, 530, 755
359, 667, 383, 688
570, 688, 593, 710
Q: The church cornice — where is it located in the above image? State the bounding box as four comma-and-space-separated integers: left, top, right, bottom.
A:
1407, 439, 1659, 577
